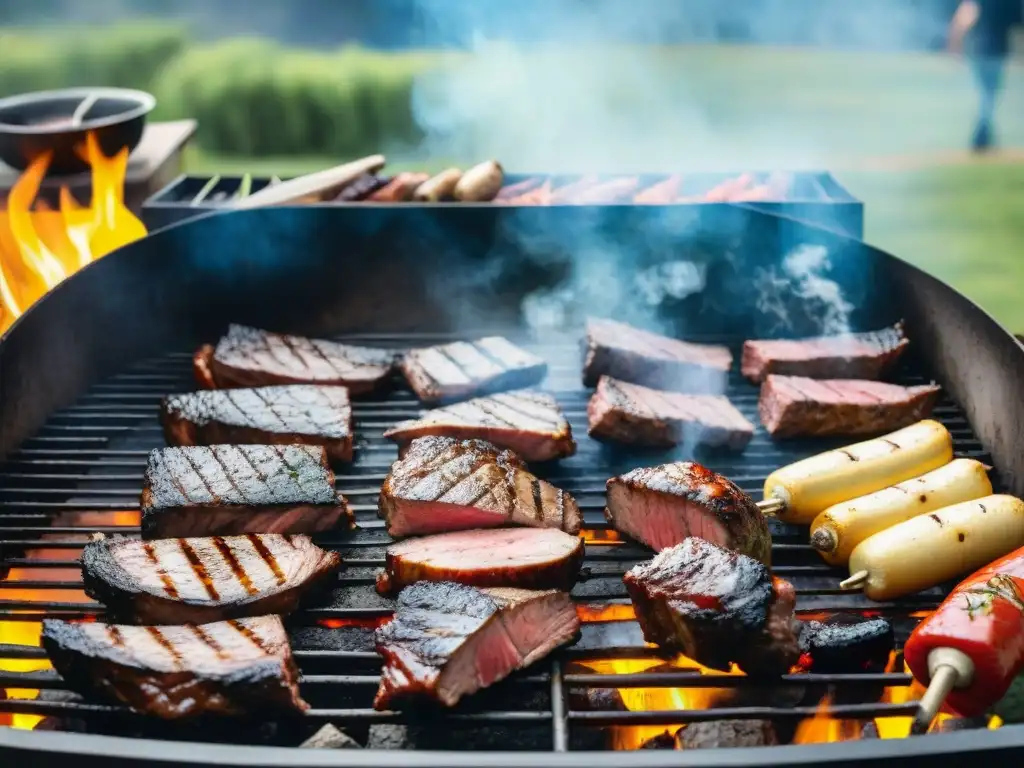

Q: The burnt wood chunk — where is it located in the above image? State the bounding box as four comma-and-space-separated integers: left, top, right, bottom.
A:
742, 322, 908, 383
759, 374, 941, 438
81, 533, 341, 625
376, 527, 584, 595
676, 719, 778, 749
582, 317, 732, 392
162, 385, 354, 463
42, 615, 308, 719
193, 324, 397, 396
796, 614, 894, 674
400, 337, 547, 405
140, 445, 353, 539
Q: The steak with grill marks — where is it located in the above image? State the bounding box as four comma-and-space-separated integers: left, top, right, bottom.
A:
582, 317, 732, 392
384, 390, 575, 462
400, 337, 547, 405
587, 376, 754, 451
742, 322, 908, 384
378, 437, 581, 537
373, 581, 579, 709
605, 462, 771, 565
623, 538, 800, 676
81, 533, 341, 625
759, 374, 941, 437
41, 615, 308, 719
376, 527, 584, 595
193, 324, 398, 396
140, 445, 353, 540
162, 385, 354, 463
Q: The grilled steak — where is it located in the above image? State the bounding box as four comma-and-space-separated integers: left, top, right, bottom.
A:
759, 375, 941, 438
400, 337, 547, 405
742, 322, 908, 383
623, 538, 799, 676
605, 462, 771, 565
379, 437, 581, 537
582, 317, 732, 392
162, 385, 354, 463
82, 533, 342, 625
193, 324, 397, 396
796, 614, 894, 674
376, 527, 584, 595
587, 376, 754, 450
140, 445, 353, 539
373, 581, 579, 709
677, 720, 778, 749
384, 390, 575, 462
41, 615, 307, 719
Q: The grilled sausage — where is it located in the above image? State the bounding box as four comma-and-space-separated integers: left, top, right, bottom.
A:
763, 420, 953, 524
842, 494, 1024, 601
413, 168, 463, 202
811, 459, 992, 566
367, 172, 430, 202
453, 161, 504, 202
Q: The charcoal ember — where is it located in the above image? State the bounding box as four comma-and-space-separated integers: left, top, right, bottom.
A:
797, 614, 894, 674
289, 624, 378, 654
676, 719, 778, 749
335, 174, 388, 201
639, 730, 679, 749
567, 686, 627, 712
930, 717, 989, 733
366, 724, 413, 750
300, 724, 361, 749
861, 722, 880, 739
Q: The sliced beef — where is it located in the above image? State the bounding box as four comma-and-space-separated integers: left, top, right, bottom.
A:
162, 385, 354, 463
41, 615, 308, 719
582, 317, 732, 392
378, 437, 581, 537
605, 461, 771, 564
796, 614, 894, 674
677, 720, 778, 749
376, 527, 584, 595
82, 533, 342, 625
623, 538, 799, 677
193, 324, 397, 396
373, 581, 579, 709
400, 337, 547, 405
140, 445, 353, 540
759, 375, 941, 438
587, 376, 754, 451
384, 390, 575, 462
742, 322, 908, 383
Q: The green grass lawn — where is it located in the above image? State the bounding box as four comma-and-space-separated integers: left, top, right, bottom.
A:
183, 43, 1024, 330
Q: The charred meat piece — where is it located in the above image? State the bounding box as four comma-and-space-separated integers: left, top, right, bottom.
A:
193, 324, 397, 396
759, 375, 941, 438
384, 390, 575, 462
81, 533, 341, 625
605, 461, 771, 564
582, 317, 732, 392
42, 615, 307, 719
373, 581, 579, 709
379, 437, 581, 537
162, 385, 354, 463
376, 527, 584, 595
587, 376, 754, 451
335, 173, 388, 201
140, 445, 353, 540
400, 337, 547, 405
623, 538, 799, 676
796, 614, 894, 674
742, 322, 908, 383
677, 720, 778, 749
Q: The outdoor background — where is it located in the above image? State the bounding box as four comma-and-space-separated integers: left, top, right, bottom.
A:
1, 0, 1022, 328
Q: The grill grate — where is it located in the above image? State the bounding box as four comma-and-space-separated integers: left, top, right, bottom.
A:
0, 333, 989, 749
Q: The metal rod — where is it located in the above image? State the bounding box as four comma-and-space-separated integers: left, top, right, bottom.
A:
549, 660, 569, 752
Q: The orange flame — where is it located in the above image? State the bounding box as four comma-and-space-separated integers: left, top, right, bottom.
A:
1, 510, 139, 729
580, 529, 622, 545
793, 696, 863, 743
0, 133, 146, 334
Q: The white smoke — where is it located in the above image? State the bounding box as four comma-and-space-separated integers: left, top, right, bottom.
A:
754, 244, 854, 336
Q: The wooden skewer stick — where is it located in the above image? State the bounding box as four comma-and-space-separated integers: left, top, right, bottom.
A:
756, 497, 786, 517
910, 647, 975, 735
233, 155, 386, 209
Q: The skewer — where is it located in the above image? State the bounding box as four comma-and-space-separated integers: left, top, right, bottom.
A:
911, 648, 974, 735
756, 497, 786, 517
233, 155, 386, 209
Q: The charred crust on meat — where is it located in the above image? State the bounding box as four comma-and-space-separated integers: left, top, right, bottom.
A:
193, 345, 217, 389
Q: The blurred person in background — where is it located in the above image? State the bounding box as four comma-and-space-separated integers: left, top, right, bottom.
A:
948, 0, 1022, 152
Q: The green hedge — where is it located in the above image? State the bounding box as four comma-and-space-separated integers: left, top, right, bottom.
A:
0, 25, 442, 157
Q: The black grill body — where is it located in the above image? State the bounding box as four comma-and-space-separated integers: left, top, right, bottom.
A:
1, 204, 1024, 766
